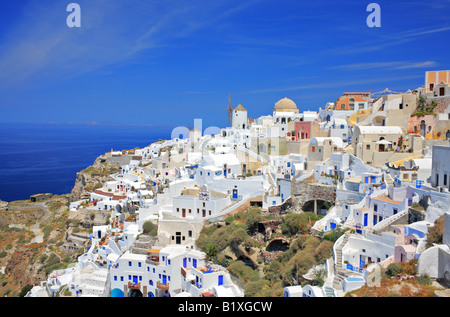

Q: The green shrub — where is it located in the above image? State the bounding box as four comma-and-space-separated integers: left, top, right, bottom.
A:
19, 284, 33, 297
142, 221, 158, 236
416, 274, 431, 286
385, 263, 403, 277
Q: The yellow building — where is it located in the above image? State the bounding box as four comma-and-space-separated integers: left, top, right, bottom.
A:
425, 70, 450, 93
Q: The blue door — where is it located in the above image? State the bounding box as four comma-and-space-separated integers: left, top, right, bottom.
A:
193, 259, 197, 268
183, 257, 187, 268
133, 276, 138, 284
373, 215, 377, 225
363, 214, 368, 227
218, 275, 223, 286
162, 275, 167, 284
359, 255, 365, 268
330, 222, 336, 230
232, 189, 238, 199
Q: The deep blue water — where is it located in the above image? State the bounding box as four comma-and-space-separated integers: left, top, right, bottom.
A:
0, 123, 173, 202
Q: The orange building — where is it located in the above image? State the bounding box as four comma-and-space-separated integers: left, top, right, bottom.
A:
334, 92, 370, 110
425, 70, 450, 93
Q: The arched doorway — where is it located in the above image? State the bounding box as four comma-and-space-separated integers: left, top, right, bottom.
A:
302, 199, 332, 215
420, 120, 426, 137
111, 288, 124, 297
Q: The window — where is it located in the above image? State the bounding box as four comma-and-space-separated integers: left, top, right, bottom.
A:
374, 204, 378, 212
393, 208, 398, 215
403, 173, 409, 180
138, 262, 141, 268
366, 144, 370, 150
114, 276, 117, 281
412, 173, 418, 181
120, 276, 123, 282
128, 261, 132, 267
312, 146, 315, 153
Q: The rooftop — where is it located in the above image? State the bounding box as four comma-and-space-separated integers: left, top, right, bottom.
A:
372, 195, 402, 205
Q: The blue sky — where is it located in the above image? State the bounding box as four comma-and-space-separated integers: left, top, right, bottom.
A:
0, 0, 449, 129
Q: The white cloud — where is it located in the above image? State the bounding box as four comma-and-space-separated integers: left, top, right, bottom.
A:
248, 75, 423, 94
331, 61, 437, 70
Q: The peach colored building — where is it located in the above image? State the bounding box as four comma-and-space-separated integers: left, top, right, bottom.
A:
407, 114, 437, 139
334, 92, 371, 111
425, 70, 450, 93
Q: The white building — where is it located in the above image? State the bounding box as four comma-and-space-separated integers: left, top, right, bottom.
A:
431, 145, 450, 191
109, 245, 243, 297
232, 104, 248, 130
172, 186, 231, 220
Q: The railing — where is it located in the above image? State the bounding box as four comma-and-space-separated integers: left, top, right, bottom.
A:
157, 281, 169, 290
146, 256, 159, 265
128, 282, 141, 290
345, 263, 366, 274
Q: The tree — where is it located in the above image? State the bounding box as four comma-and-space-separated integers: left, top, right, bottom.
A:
19, 284, 33, 297
142, 221, 158, 236
205, 245, 218, 261
426, 215, 444, 248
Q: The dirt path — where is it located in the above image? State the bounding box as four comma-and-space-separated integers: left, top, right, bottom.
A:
8, 202, 52, 243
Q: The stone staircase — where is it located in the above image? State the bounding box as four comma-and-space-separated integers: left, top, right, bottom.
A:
130, 235, 158, 255
324, 285, 335, 297
332, 232, 350, 291
384, 174, 395, 188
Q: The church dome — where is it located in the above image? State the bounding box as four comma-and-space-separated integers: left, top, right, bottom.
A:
274, 97, 298, 113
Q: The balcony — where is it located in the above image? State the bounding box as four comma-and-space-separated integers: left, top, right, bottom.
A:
157, 281, 169, 291
128, 282, 141, 290
146, 256, 159, 265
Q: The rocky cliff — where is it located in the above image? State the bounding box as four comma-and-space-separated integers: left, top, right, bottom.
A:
69, 156, 122, 202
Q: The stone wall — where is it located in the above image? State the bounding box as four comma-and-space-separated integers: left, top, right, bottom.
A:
292, 181, 336, 209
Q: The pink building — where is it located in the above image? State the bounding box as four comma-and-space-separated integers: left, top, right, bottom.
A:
294, 121, 312, 141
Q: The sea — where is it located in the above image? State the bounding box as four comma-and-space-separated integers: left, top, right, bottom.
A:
0, 123, 174, 202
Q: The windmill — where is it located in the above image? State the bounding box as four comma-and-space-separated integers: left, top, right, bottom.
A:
370, 88, 403, 99
220, 93, 233, 127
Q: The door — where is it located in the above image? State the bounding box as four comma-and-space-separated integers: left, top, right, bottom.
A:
162, 275, 167, 285
363, 213, 368, 227
183, 258, 187, 268
193, 259, 197, 268
218, 275, 223, 286
133, 276, 138, 284
359, 255, 365, 268
232, 189, 238, 199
